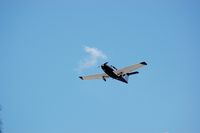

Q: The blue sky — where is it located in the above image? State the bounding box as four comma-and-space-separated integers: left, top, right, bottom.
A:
0, 0, 200, 133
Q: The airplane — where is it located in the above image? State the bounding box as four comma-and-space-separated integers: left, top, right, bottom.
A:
79, 61, 147, 84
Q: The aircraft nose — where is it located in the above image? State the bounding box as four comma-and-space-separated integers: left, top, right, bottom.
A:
101, 65, 104, 69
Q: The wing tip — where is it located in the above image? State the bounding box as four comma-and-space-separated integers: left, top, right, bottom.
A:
140, 61, 147, 65
79, 76, 84, 80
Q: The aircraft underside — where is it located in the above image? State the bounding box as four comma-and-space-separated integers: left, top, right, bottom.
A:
79, 61, 147, 84
103, 70, 128, 83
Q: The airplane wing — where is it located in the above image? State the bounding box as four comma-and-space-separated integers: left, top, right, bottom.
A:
114, 62, 147, 75
79, 73, 109, 80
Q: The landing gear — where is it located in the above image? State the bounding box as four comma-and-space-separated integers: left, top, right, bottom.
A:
102, 76, 106, 81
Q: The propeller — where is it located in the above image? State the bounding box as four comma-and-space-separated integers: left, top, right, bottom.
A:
98, 62, 108, 68
104, 62, 108, 65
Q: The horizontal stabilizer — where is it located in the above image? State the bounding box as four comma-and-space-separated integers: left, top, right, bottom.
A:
127, 71, 139, 76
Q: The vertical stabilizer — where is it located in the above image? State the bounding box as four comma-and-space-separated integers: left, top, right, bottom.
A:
123, 74, 129, 83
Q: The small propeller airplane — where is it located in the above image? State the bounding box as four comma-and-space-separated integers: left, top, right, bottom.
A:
79, 61, 147, 84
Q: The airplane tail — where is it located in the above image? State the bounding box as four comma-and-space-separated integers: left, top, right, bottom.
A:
123, 74, 129, 83
123, 71, 139, 83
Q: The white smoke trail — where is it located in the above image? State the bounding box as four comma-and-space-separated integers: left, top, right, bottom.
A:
78, 46, 107, 71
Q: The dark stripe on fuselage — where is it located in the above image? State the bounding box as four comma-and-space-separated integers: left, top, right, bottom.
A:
101, 65, 128, 83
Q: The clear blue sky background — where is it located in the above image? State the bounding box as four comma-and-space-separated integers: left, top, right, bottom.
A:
0, 0, 200, 133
